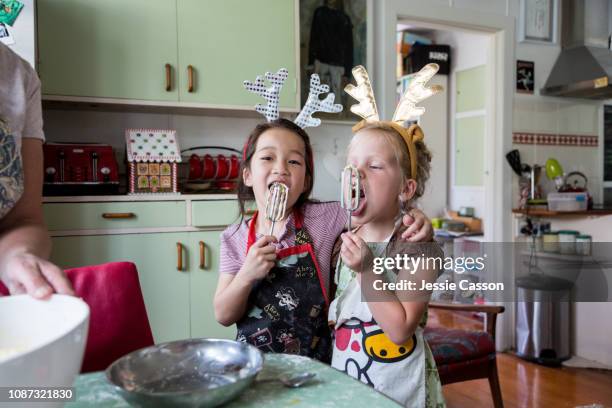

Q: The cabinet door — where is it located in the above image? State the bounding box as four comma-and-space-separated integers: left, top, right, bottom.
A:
189, 230, 237, 339
50, 233, 191, 343
176, 0, 298, 109
37, 0, 179, 101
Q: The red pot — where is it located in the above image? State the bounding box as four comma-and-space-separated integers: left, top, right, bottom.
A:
215, 154, 229, 179
188, 154, 202, 180
202, 154, 216, 180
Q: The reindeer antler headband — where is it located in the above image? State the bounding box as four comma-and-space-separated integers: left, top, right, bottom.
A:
345, 64, 443, 180
242, 68, 342, 161
244, 68, 342, 127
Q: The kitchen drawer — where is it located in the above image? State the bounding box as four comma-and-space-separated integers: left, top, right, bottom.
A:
191, 200, 241, 227
44, 202, 186, 231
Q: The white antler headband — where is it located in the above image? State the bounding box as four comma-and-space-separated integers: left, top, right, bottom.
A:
345, 63, 443, 179
244, 68, 342, 129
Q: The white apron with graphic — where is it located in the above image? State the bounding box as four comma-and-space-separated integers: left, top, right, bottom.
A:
330, 274, 426, 407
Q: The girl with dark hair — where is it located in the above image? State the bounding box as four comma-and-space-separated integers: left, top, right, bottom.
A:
213, 118, 433, 362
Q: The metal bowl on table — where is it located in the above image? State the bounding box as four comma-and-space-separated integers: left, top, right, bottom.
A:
106, 338, 263, 408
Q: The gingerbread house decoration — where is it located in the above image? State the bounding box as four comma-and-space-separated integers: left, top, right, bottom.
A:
126, 129, 181, 194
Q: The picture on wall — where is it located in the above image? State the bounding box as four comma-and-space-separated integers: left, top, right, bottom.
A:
0, 22, 14, 45
516, 60, 534, 94
300, 0, 369, 121
519, 0, 558, 44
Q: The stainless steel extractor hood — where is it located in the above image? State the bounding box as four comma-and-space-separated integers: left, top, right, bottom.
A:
541, 0, 612, 98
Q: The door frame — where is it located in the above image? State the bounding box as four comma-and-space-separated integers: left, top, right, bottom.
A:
375, 0, 515, 350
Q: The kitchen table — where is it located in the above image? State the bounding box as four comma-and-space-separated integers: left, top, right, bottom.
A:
67, 353, 400, 407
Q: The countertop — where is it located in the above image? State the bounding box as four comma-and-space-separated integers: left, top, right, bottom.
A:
512, 206, 612, 217
66, 353, 400, 407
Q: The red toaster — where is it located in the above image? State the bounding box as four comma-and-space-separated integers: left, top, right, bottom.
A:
43, 143, 120, 196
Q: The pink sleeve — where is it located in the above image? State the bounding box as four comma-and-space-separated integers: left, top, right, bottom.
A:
219, 227, 244, 275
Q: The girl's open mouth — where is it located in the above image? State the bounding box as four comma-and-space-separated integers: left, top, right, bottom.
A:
351, 186, 367, 217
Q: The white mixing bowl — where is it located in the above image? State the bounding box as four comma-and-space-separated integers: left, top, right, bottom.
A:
0, 295, 89, 396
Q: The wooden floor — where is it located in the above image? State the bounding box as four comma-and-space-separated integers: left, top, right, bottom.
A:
429, 310, 612, 408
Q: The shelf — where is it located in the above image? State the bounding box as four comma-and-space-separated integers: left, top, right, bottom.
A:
512, 208, 612, 217
43, 193, 237, 203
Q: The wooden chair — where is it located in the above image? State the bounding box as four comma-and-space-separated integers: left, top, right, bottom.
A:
424, 302, 505, 408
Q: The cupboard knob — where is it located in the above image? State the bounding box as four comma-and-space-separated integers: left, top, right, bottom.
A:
199, 241, 206, 269
177, 242, 184, 271
102, 212, 135, 219
188, 65, 194, 93
165, 64, 172, 91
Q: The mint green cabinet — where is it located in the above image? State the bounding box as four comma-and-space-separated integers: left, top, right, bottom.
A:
37, 0, 179, 101
37, 0, 298, 109
176, 0, 297, 108
50, 231, 235, 343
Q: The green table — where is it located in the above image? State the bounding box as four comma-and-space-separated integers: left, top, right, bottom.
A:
67, 354, 400, 407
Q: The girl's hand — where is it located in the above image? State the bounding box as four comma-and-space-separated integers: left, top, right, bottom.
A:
238, 235, 278, 282
340, 232, 373, 274
401, 208, 434, 242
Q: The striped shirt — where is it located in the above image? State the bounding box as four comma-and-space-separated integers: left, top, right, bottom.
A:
219, 201, 347, 292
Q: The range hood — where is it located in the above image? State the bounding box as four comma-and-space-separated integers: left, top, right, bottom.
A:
541, 0, 612, 98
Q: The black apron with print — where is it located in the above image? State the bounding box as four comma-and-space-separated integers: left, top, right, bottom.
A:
236, 209, 331, 362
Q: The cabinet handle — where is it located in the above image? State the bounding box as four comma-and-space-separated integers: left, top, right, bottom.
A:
188, 65, 194, 93
102, 212, 135, 219
199, 241, 206, 269
165, 63, 172, 91
176, 242, 184, 271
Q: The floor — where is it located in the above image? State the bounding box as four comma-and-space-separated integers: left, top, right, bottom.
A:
428, 309, 612, 408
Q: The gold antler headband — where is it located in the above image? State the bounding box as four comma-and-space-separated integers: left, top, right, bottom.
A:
345, 64, 442, 180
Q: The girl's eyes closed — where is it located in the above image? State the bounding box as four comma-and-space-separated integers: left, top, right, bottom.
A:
288, 159, 303, 166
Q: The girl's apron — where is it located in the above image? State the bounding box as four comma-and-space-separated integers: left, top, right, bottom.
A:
0, 118, 24, 220
236, 209, 331, 362
329, 240, 444, 407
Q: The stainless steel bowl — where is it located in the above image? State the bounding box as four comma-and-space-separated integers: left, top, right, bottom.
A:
106, 338, 263, 408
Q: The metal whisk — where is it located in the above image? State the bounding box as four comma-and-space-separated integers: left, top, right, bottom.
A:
265, 182, 289, 236
340, 165, 361, 231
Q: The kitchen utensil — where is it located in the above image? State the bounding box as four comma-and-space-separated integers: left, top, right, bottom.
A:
505, 149, 523, 176
340, 165, 361, 231
257, 372, 316, 388
215, 154, 230, 179
530, 165, 542, 199
545, 158, 565, 191
188, 154, 203, 180
563, 171, 588, 192
0, 295, 90, 404
202, 154, 216, 180
265, 182, 289, 236
106, 338, 263, 408
43, 142, 119, 195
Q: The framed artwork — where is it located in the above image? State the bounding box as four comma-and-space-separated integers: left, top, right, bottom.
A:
0, 22, 12, 45
519, 0, 558, 44
299, 0, 373, 122
516, 60, 534, 94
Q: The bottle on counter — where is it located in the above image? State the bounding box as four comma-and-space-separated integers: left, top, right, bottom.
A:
576, 235, 592, 256
542, 231, 559, 253
558, 230, 580, 255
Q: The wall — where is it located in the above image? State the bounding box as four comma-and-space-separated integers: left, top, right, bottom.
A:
4, 0, 35, 67
42, 109, 353, 202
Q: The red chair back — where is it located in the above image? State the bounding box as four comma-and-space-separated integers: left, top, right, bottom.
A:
0, 262, 155, 373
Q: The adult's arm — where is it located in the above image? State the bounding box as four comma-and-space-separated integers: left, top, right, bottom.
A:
0, 138, 74, 298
